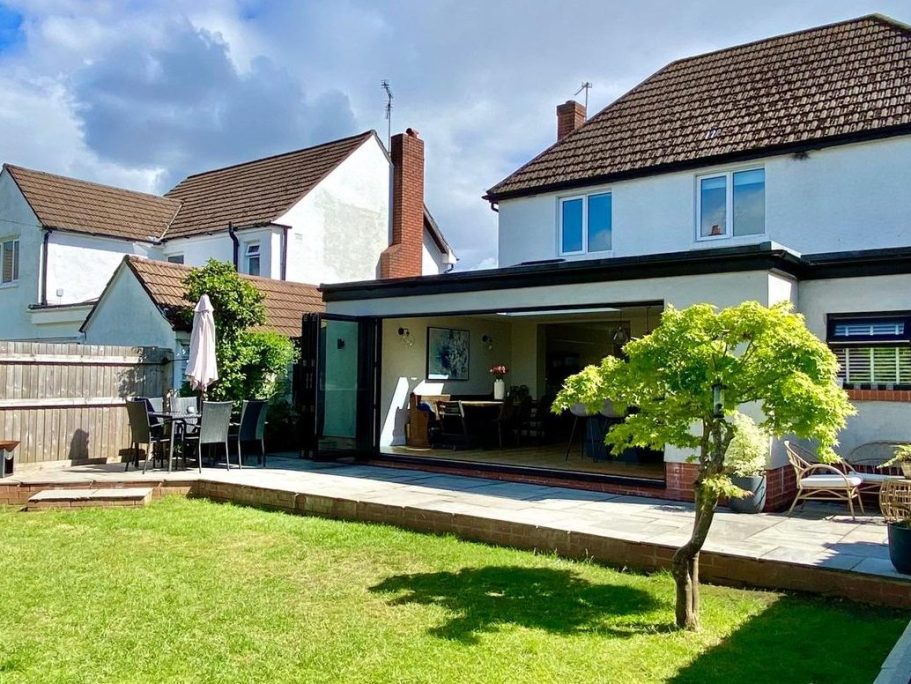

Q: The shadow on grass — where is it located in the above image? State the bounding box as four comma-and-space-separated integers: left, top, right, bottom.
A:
370, 565, 667, 643
670, 596, 906, 684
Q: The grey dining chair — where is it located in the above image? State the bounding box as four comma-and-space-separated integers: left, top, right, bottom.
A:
233, 400, 268, 467
182, 401, 233, 472
126, 399, 169, 473
174, 396, 198, 414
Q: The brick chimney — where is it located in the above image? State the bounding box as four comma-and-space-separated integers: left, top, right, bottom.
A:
556, 100, 586, 140
379, 128, 424, 279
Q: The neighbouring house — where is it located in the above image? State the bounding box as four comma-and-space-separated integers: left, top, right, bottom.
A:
81, 255, 324, 386
306, 14, 911, 507
0, 129, 455, 341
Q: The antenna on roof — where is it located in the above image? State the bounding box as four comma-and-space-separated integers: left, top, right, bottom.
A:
574, 81, 592, 112
381, 80, 394, 148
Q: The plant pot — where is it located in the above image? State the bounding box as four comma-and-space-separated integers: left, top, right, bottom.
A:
493, 378, 505, 400
729, 474, 767, 514
888, 522, 911, 574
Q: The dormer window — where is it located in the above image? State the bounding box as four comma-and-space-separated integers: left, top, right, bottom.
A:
245, 242, 261, 276
559, 192, 612, 255
697, 168, 765, 240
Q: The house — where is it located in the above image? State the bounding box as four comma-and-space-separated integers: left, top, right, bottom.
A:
81, 255, 324, 385
308, 14, 911, 508
0, 129, 455, 341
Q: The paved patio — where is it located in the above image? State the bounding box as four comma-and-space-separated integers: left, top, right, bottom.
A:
4, 455, 906, 584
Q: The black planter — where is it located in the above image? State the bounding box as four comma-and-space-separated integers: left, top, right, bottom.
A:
729, 474, 767, 514
887, 522, 911, 574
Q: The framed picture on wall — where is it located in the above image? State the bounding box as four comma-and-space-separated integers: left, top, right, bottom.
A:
427, 327, 470, 381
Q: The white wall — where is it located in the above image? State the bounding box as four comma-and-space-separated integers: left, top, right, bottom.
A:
0, 169, 43, 340
279, 136, 390, 285
45, 231, 155, 305
161, 232, 235, 270
380, 316, 513, 446
422, 230, 446, 276
497, 135, 911, 266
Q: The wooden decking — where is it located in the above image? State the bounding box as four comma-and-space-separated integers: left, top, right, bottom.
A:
381, 444, 666, 481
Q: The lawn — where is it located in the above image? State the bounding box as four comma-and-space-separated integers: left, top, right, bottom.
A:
0, 498, 905, 683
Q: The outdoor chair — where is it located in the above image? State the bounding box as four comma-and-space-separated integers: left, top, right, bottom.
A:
231, 400, 268, 467
182, 401, 233, 472
784, 441, 864, 519
126, 399, 169, 473
789, 440, 903, 497
174, 396, 198, 414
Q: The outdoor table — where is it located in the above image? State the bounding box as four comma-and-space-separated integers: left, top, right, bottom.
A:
0, 439, 19, 478
149, 412, 200, 472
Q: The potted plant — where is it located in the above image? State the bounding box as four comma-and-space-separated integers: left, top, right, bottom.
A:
882, 444, 911, 478
881, 479, 911, 574
489, 364, 508, 400
724, 412, 769, 514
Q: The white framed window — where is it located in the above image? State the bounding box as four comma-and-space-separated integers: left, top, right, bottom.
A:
244, 242, 261, 276
1, 238, 19, 285
559, 192, 612, 255
696, 168, 765, 240
166, 254, 184, 265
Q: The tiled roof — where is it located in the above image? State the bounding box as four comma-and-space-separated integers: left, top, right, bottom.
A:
118, 256, 323, 337
486, 14, 911, 200
163, 131, 374, 237
3, 164, 180, 242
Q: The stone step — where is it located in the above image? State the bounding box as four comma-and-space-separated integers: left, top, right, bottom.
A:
26, 487, 153, 511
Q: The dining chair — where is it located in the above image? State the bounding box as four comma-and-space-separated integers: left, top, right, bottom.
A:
174, 396, 198, 414
182, 401, 233, 472
232, 400, 268, 467
126, 399, 169, 473
565, 403, 595, 461
784, 441, 864, 519
435, 401, 470, 449
493, 396, 516, 449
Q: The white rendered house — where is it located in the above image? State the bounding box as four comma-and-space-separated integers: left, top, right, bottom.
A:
302, 15, 911, 507
0, 129, 455, 341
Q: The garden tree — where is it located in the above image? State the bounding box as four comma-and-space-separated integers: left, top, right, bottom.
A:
553, 301, 854, 631
183, 259, 297, 402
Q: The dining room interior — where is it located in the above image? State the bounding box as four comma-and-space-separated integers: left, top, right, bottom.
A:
372, 303, 666, 483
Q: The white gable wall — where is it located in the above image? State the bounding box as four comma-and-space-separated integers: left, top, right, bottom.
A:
0, 169, 43, 339
497, 136, 911, 266
277, 136, 390, 285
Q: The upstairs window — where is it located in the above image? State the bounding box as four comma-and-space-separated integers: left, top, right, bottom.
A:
245, 242, 261, 276
166, 254, 184, 265
560, 192, 612, 255
828, 313, 911, 386
697, 168, 765, 239
1, 239, 19, 284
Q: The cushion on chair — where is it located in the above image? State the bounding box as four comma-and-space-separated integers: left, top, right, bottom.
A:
799, 474, 863, 489
856, 472, 905, 483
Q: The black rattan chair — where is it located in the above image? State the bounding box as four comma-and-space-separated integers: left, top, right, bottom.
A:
232, 400, 268, 467
126, 399, 169, 473
182, 401, 233, 472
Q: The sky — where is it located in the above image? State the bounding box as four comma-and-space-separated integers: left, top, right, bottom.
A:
0, 1, 908, 271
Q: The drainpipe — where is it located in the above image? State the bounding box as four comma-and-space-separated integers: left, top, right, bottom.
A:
280, 225, 289, 281
228, 222, 239, 271
40, 228, 52, 306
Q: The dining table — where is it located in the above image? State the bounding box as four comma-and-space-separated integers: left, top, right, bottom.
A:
149, 411, 200, 472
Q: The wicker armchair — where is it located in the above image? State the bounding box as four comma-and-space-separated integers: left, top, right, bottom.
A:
784, 441, 864, 519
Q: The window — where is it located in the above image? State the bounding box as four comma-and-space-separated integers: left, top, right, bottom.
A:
245, 242, 261, 276
697, 168, 765, 239
560, 192, 612, 255
166, 254, 184, 265
1, 239, 19, 284
828, 313, 911, 386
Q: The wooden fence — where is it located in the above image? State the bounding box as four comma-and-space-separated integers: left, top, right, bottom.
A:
0, 342, 172, 468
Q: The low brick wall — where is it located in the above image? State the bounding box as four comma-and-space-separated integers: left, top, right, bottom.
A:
0, 480, 195, 507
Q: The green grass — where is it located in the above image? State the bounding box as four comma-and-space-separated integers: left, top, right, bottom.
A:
0, 498, 905, 683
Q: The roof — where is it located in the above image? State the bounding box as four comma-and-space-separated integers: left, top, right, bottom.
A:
84, 256, 323, 337
2, 164, 180, 241
486, 14, 911, 201
163, 131, 375, 237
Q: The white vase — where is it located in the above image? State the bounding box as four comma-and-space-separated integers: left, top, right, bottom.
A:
493, 378, 505, 400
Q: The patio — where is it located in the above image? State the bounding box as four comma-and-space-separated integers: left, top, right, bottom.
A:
1, 455, 908, 606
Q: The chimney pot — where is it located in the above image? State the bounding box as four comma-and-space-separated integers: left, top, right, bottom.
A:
556, 100, 586, 140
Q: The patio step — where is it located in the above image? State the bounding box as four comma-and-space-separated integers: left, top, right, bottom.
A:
26, 487, 153, 511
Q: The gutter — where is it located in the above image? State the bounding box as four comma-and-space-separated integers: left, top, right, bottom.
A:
40, 228, 52, 306
280, 225, 289, 281
228, 222, 239, 271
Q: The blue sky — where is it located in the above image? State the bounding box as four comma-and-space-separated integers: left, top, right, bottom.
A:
0, 1, 908, 270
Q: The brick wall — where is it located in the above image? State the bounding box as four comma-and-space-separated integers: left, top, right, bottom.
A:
379, 128, 424, 279
556, 100, 586, 140
847, 388, 911, 402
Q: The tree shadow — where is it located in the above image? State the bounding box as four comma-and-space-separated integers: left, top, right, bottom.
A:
370, 565, 667, 643
669, 596, 907, 684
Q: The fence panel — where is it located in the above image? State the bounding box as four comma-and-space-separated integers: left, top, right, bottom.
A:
0, 343, 172, 468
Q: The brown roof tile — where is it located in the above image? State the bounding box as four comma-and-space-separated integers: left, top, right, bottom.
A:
3, 164, 180, 241
163, 131, 375, 237
486, 15, 911, 200
121, 256, 323, 336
